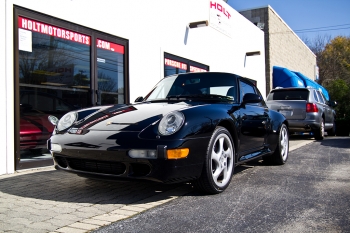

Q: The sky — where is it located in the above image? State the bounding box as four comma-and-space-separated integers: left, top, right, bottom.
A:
227, 0, 350, 42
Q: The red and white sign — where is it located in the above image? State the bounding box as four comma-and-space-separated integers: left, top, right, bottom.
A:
96, 39, 124, 54
210, 1, 231, 19
209, 1, 233, 37
165, 58, 187, 70
190, 66, 208, 73
18, 16, 90, 45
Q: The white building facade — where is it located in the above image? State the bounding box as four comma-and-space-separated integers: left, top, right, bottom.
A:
0, 0, 265, 175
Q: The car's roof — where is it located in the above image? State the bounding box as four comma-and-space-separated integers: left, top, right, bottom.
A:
270, 87, 315, 92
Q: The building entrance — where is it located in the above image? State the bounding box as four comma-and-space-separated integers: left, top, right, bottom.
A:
14, 8, 128, 170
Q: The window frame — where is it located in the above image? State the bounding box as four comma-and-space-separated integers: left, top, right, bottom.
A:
164, 52, 209, 77
13, 6, 129, 170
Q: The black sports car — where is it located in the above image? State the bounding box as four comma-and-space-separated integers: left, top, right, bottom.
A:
48, 72, 289, 194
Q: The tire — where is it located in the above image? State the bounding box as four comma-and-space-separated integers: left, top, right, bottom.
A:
193, 127, 235, 194
314, 118, 325, 140
264, 124, 289, 165
326, 119, 336, 136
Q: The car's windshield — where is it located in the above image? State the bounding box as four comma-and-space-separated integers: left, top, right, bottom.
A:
144, 73, 238, 102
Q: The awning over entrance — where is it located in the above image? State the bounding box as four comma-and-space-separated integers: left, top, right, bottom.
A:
272, 66, 329, 101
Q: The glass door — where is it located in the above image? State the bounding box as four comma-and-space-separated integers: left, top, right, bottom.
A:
17, 17, 92, 167
14, 9, 129, 170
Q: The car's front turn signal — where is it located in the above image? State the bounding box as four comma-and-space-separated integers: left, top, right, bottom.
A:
167, 148, 189, 159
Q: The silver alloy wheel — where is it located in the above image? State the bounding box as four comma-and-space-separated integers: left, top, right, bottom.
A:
320, 119, 325, 138
280, 126, 289, 161
211, 133, 234, 188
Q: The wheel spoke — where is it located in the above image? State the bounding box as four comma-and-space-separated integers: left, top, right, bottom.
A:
212, 165, 224, 181
224, 148, 232, 159
211, 150, 221, 165
218, 137, 224, 153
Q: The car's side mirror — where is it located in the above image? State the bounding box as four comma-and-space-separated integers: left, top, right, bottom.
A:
329, 100, 337, 107
242, 93, 262, 104
134, 96, 144, 102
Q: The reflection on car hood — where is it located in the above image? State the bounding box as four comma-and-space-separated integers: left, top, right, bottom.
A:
72, 102, 195, 132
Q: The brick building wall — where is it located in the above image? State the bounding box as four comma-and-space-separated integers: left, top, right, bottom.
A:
240, 6, 316, 96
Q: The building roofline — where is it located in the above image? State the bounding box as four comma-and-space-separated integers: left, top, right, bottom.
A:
239, 5, 316, 58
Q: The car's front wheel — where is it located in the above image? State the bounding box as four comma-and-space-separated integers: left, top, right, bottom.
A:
193, 127, 234, 194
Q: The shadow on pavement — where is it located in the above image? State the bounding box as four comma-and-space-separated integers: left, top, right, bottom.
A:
0, 169, 193, 205
320, 136, 350, 149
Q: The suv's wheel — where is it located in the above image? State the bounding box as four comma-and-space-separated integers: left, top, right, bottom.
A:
314, 118, 325, 140
193, 127, 234, 194
326, 118, 336, 136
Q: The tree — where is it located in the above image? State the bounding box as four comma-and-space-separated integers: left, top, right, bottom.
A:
326, 79, 350, 118
304, 35, 350, 130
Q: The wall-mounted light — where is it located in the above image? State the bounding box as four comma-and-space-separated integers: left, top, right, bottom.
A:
246, 51, 261, 56
188, 20, 208, 29
244, 51, 261, 67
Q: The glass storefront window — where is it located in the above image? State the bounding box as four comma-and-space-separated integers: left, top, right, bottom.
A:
15, 11, 128, 169
164, 53, 209, 77
164, 58, 187, 76
18, 17, 91, 163
97, 39, 125, 105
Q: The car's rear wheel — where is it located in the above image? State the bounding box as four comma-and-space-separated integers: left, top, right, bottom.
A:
326, 118, 336, 136
264, 123, 289, 165
193, 127, 234, 194
314, 118, 325, 140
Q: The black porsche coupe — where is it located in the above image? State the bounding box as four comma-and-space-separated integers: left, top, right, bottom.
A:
48, 72, 289, 194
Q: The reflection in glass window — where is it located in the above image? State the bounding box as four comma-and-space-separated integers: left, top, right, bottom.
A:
17, 16, 91, 162
164, 58, 187, 77
97, 39, 125, 105
164, 54, 209, 77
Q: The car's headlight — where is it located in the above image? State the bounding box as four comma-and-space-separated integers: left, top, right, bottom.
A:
158, 111, 185, 135
57, 112, 78, 131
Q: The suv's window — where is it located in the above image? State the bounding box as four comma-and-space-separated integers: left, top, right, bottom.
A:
267, 89, 309, 101
316, 91, 325, 104
313, 90, 319, 102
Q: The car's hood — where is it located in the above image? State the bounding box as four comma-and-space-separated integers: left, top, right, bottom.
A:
72, 101, 197, 132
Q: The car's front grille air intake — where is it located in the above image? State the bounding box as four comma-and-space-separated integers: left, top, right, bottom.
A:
54, 156, 126, 175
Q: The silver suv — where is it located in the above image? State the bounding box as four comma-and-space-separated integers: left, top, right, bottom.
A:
266, 87, 337, 140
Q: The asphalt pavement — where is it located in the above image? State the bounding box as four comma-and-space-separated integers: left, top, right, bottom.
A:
94, 136, 350, 233
1, 136, 348, 233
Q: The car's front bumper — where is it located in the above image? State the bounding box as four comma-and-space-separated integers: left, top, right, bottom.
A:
48, 131, 210, 183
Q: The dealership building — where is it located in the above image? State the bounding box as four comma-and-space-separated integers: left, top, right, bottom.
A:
0, 0, 268, 175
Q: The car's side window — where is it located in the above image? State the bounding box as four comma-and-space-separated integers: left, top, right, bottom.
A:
239, 80, 255, 101
313, 90, 319, 102
316, 91, 325, 104
239, 79, 263, 106
319, 92, 329, 105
